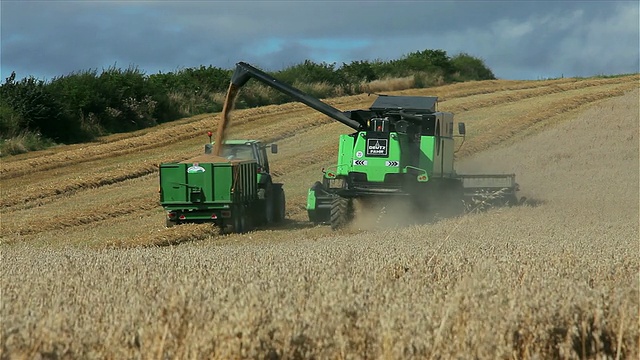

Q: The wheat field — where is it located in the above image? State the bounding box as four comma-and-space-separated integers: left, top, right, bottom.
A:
1, 76, 638, 359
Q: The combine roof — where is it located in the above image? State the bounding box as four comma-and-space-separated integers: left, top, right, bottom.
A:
369, 95, 438, 113
211, 139, 260, 145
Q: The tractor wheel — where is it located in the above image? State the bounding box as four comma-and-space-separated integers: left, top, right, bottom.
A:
273, 186, 286, 223
166, 219, 177, 228
263, 183, 275, 224
244, 208, 254, 232
330, 196, 353, 230
233, 205, 248, 233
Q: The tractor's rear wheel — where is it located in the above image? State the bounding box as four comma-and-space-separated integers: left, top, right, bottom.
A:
166, 219, 177, 228
233, 205, 249, 233
263, 183, 275, 224
330, 196, 353, 230
273, 185, 286, 223
244, 209, 254, 232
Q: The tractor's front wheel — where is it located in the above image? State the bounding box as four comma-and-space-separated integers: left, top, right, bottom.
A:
330, 196, 353, 230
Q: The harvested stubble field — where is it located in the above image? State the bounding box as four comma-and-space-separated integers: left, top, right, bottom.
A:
1, 76, 638, 359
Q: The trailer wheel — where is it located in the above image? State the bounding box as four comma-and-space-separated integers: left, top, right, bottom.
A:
330, 196, 353, 230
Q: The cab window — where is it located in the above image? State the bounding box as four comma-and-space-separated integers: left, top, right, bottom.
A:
221, 145, 255, 161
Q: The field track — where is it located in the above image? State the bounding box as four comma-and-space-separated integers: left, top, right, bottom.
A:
1, 75, 638, 359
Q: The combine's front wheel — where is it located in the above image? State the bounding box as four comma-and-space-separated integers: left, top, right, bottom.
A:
330, 196, 353, 230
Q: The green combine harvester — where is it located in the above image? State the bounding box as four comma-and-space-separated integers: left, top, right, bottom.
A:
228, 62, 520, 230
159, 139, 285, 233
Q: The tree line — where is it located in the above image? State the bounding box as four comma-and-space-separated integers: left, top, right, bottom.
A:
0, 49, 495, 155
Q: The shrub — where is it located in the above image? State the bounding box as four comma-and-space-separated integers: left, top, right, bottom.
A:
451, 53, 496, 81
0, 96, 25, 137
0, 72, 85, 143
276, 60, 345, 86
0, 130, 56, 156
338, 60, 378, 83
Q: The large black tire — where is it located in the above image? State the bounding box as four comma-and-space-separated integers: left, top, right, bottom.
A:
263, 183, 275, 224
244, 207, 254, 232
273, 185, 286, 223
166, 219, 177, 228
330, 196, 353, 230
233, 205, 248, 233
308, 182, 325, 225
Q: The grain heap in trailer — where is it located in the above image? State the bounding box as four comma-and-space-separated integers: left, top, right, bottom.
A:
226, 62, 521, 229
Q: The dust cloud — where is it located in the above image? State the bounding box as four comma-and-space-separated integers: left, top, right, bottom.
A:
457, 88, 639, 218
349, 195, 465, 231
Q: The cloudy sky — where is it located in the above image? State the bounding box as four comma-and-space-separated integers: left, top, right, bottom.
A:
1, 0, 638, 81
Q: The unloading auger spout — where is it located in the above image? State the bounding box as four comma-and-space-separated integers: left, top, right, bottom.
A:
231, 62, 364, 131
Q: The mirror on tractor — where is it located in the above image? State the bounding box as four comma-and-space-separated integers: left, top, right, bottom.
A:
271, 144, 278, 154
458, 122, 466, 135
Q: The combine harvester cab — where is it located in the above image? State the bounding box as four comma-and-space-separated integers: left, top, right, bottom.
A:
226, 61, 521, 230
159, 140, 285, 233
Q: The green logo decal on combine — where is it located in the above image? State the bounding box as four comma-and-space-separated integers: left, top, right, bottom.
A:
187, 163, 206, 173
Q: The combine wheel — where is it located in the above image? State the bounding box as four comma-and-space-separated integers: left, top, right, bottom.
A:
330, 196, 353, 230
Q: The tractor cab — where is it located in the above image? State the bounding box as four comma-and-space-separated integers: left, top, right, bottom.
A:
221, 143, 255, 161
206, 140, 277, 174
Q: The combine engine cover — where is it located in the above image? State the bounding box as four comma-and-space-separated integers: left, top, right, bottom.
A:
321, 95, 458, 196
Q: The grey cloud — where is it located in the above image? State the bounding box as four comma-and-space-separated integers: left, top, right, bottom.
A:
1, 1, 638, 81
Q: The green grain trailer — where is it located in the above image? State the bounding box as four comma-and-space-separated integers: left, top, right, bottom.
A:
160, 145, 285, 233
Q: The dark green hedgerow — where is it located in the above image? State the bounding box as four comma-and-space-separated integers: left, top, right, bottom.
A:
0, 49, 495, 155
